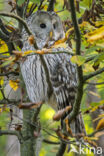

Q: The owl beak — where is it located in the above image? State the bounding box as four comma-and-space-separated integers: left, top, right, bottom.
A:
49, 31, 53, 40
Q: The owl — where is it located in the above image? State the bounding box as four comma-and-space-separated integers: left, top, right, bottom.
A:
20, 11, 85, 134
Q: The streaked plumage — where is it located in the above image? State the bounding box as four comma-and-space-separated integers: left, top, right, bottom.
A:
20, 11, 85, 134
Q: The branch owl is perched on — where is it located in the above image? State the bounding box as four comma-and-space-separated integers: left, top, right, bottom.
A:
21, 11, 85, 134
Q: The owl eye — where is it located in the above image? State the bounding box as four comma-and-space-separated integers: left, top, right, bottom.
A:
40, 23, 46, 28
53, 24, 56, 29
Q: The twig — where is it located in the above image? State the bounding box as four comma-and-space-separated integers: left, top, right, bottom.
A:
0, 12, 38, 49
56, 142, 66, 156
0, 30, 9, 41
0, 99, 21, 105
0, 30, 14, 53
0, 18, 10, 36
56, 0, 83, 155
83, 67, 104, 82
24, 0, 30, 17
0, 130, 23, 143
28, 3, 37, 17
0, 52, 10, 55
0, 72, 19, 76
47, 0, 55, 11
38, 0, 44, 10
0, 12, 32, 36
85, 56, 95, 63
16, 4, 25, 32
88, 128, 104, 137
67, 0, 83, 124
85, 82, 104, 85
43, 139, 60, 145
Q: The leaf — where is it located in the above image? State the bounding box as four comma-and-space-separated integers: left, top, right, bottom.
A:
0, 77, 4, 86
71, 55, 86, 66
15, 125, 22, 131
0, 108, 2, 113
93, 53, 104, 70
30, 0, 40, 3
65, 118, 73, 136
53, 42, 68, 49
0, 56, 15, 67
55, 127, 68, 140
17, 0, 25, 6
85, 26, 104, 43
0, 40, 9, 55
19, 102, 42, 109
84, 137, 97, 147
53, 106, 71, 121
96, 118, 104, 130
28, 35, 35, 45
89, 91, 100, 98
9, 80, 19, 91
93, 114, 104, 122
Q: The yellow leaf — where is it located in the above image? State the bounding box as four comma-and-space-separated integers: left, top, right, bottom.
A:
85, 26, 104, 43
89, 91, 100, 98
0, 77, 4, 86
94, 21, 104, 27
23, 50, 34, 56
83, 64, 94, 72
0, 40, 9, 55
93, 114, 104, 122
9, 80, 19, 91
52, 42, 68, 49
27, 2, 36, 13
71, 55, 86, 66
0, 108, 2, 113
96, 118, 104, 130
3, 107, 10, 112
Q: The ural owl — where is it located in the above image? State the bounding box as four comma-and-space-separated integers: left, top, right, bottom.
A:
20, 11, 85, 134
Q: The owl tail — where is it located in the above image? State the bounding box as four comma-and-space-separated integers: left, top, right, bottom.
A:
71, 113, 86, 135
61, 113, 86, 136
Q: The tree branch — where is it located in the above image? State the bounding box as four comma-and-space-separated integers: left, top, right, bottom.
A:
83, 67, 104, 82
47, 0, 55, 11
38, 0, 45, 10
56, 142, 66, 156
0, 12, 32, 35
43, 139, 60, 145
0, 18, 10, 36
0, 130, 23, 143
56, 0, 83, 155
0, 71, 19, 77
0, 12, 38, 49
67, 0, 83, 123
88, 128, 104, 137
85, 81, 104, 85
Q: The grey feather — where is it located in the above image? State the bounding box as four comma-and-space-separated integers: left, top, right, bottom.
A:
20, 11, 86, 134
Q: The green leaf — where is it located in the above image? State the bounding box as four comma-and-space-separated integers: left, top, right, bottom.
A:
30, 0, 40, 3
17, 0, 25, 6
71, 55, 86, 66
0, 57, 15, 67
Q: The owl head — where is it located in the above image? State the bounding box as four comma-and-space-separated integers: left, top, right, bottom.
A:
30, 11, 53, 49
24, 11, 65, 49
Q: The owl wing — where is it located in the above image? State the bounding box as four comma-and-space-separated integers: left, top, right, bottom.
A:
46, 52, 86, 133
46, 51, 77, 111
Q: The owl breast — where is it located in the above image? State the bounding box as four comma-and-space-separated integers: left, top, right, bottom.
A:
21, 55, 48, 103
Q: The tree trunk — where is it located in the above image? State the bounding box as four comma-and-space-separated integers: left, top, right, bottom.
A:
21, 108, 41, 156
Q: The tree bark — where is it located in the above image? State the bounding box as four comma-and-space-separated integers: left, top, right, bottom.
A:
21, 108, 41, 156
